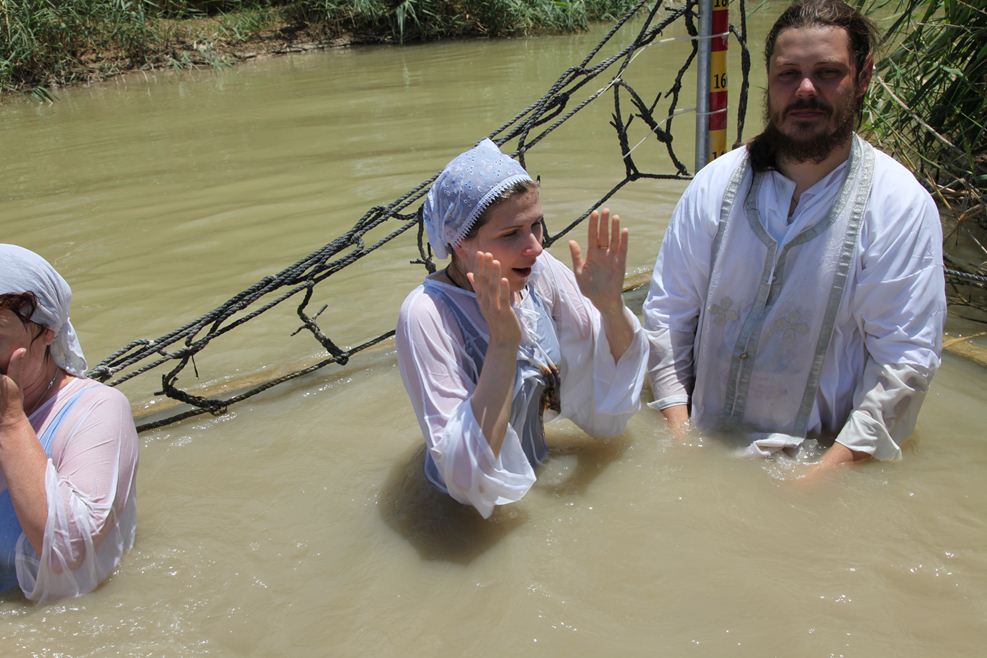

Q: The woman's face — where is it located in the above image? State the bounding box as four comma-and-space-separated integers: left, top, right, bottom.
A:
0, 309, 51, 379
454, 187, 545, 294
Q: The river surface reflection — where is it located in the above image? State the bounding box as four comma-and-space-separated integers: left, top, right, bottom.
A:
1, 6, 985, 657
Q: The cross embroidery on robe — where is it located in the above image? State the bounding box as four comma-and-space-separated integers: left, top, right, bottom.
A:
773, 308, 810, 346
707, 297, 740, 326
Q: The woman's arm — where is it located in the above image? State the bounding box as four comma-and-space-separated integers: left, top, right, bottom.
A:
568, 209, 635, 362
466, 252, 522, 458
395, 284, 535, 518
0, 349, 49, 554
11, 381, 139, 604
535, 226, 648, 439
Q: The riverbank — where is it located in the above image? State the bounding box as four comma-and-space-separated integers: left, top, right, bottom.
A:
0, 0, 640, 98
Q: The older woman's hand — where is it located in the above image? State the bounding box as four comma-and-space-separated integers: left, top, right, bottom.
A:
0, 348, 27, 428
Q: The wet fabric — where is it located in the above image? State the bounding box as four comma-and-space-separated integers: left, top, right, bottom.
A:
0, 244, 87, 377
397, 251, 647, 517
0, 378, 138, 603
696, 136, 875, 437
0, 384, 86, 590
644, 136, 945, 459
425, 278, 561, 476
422, 139, 534, 259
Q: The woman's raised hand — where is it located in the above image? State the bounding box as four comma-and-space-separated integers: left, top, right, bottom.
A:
568, 208, 628, 317
466, 251, 522, 350
463, 253, 521, 457
0, 348, 27, 427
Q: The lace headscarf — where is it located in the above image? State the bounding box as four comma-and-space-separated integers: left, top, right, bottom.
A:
423, 139, 534, 259
0, 244, 87, 376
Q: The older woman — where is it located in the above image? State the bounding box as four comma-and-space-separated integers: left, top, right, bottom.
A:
396, 139, 648, 518
0, 244, 138, 604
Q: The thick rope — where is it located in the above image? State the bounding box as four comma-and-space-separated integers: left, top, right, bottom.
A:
90, 0, 753, 431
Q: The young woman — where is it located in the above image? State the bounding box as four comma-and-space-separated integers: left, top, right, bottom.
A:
396, 139, 647, 517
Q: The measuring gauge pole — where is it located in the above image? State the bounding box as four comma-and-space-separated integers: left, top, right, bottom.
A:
709, 0, 729, 162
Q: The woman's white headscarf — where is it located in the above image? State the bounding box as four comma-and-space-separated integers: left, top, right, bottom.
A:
423, 139, 534, 259
0, 244, 87, 376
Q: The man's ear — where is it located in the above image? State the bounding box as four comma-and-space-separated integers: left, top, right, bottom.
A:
857, 54, 874, 95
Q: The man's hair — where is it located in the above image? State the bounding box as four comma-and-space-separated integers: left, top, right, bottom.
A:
765, 0, 878, 81
748, 0, 879, 170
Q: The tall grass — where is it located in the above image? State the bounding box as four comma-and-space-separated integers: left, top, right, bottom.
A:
1, 0, 154, 92
859, 0, 986, 227
0, 0, 643, 94
286, 0, 642, 43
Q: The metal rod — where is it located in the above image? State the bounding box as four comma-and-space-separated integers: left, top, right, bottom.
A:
695, 0, 713, 171
709, 0, 730, 160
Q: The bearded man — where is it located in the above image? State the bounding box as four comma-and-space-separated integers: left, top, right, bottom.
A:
643, 0, 946, 474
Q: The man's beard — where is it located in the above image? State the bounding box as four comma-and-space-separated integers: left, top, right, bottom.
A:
762, 93, 856, 163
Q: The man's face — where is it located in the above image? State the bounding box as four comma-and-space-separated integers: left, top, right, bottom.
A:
765, 25, 869, 162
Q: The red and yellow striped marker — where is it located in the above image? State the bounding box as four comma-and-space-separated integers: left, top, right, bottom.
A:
708, 0, 729, 160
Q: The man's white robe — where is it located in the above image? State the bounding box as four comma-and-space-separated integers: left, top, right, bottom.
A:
644, 135, 945, 459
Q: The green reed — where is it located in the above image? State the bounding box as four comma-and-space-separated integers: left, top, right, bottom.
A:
1, 0, 642, 95
284, 0, 642, 43
859, 0, 986, 225
0, 0, 154, 93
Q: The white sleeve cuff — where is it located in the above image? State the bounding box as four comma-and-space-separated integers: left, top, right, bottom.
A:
430, 402, 536, 518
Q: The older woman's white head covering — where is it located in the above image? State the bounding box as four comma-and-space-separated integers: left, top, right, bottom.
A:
0, 244, 87, 376
423, 139, 534, 259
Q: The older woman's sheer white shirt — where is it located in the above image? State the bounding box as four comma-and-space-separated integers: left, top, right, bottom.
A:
13, 377, 138, 603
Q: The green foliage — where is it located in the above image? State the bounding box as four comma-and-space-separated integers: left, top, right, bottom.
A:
155, 1, 277, 18
216, 5, 281, 40
858, 0, 986, 221
586, 0, 642, 21
285, 0, 641, 42
0, 0, 643, 95
0, 0, 154, 92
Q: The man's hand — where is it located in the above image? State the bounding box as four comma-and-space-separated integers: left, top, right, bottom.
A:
660, 403, 692, 443
797, 442, 870, 484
